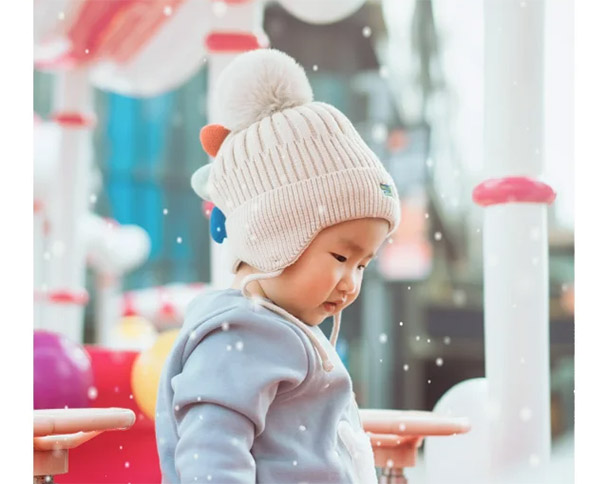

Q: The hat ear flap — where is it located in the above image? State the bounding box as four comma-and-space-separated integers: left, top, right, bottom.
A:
199, 124, 230, 157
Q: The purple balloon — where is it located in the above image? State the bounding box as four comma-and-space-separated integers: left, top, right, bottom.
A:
34, 330, 94, 409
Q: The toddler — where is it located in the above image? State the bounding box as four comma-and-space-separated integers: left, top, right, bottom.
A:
156, 49, 401, 484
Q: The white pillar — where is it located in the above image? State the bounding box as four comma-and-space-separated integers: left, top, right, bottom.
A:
483, 1, 551, 480
44, 67, 94, 342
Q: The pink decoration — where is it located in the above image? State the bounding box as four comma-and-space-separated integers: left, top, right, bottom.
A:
472, 176, 556, 206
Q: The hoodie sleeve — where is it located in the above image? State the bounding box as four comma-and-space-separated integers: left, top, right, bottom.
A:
170, 311, 310, 483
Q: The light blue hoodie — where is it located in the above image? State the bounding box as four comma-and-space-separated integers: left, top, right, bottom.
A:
155, 288, 377, 483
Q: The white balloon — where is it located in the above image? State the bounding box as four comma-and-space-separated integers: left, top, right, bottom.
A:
424, 378, 491, 484
278, 0, 366, 24
90, 0, 212, 97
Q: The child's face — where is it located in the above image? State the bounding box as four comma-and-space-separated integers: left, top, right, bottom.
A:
259, 218, 390, 326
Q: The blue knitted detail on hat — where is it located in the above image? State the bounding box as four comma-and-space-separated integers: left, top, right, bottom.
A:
210, 206, 227, 243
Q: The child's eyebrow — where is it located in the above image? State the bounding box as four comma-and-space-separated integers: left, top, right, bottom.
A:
338, 238, 376, 259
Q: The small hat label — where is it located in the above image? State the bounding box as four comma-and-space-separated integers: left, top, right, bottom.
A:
380, 183, 395, 198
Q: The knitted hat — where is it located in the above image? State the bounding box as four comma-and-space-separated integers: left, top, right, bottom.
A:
192, 48, 400, 273
191, 49, 400, 371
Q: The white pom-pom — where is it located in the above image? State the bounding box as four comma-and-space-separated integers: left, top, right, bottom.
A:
212, 49, 313, 132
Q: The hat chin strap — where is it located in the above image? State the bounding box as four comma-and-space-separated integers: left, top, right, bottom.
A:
239, 270, 340, 373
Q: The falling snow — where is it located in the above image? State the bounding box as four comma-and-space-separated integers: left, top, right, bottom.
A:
89, 194, 97, 204
221, 322, 230, 331
299, 425, 307, 432
379, 333, 388, 344
235, 341, 244, 351
125, 462, 130, 468
293, 460, 298, 466
88, 386, 98, 400
436, 358, 444, 367
529, 454, 540, 467
519, 407, 532, 421
399, 321, 403, 326
434, 231, 442, 241
212, 0, 227, 17
379, 66, 389, 78
313, 65, 318, 71
163, 6, 172, 16
398, 423, 406, 431
452, 289, 467, 307
403, 364, 409, 371
362, 26, 372, 37
372, 123, 388, 144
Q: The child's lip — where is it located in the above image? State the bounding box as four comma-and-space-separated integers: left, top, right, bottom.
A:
323, 301, 338, 312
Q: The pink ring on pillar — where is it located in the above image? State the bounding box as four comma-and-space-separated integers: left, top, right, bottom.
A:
473, 176, 556, 207
34, 289, 90, 306
205, 32, 265, 53
51, 112, 97, 128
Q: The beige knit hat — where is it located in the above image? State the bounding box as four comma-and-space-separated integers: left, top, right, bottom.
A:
192, 48, 401, 275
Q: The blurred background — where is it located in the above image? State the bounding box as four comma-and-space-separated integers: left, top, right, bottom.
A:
33, 0, 573, 482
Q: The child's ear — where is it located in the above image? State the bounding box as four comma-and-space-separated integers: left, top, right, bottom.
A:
199, 124, 230, 157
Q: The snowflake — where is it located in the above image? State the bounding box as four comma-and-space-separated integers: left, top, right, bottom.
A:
125, 462, 130, 468
221, 322, 230, 331
529, 454, 540, 467
163, 208, 169, 215
163, 6, 172, 16
292, 460, 298, 466
299, 425, 307, 432
313, 65, 318, 71
235, 341, 244, 351
435, 358, 444, 367
362, 26, 372, 37
403, 364, 409, 371
434, 231, 442, 241
88, 386, 98, 400
379, 333, 388, 344
212, 0, 227, 17
519, 407, 532, 422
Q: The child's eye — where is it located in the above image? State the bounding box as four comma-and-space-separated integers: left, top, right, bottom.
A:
332, 253, 347, 263
332, 253, 367, 271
